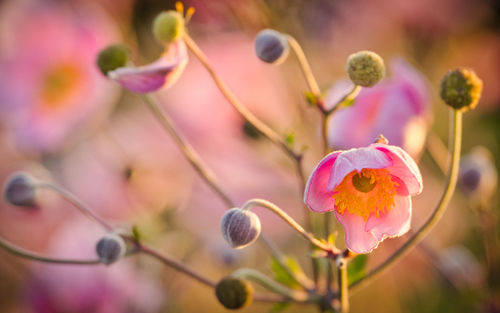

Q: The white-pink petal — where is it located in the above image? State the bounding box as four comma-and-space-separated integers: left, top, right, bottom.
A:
365, 195, 412, 241
108, 41, 188, 93
304, 152, 341, 213
335, 211, 380, 254
328, 147, 392, 190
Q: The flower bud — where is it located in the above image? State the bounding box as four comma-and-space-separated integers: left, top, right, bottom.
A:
254, 29, 289, 64
215, 277, 253, 310
96, 44, 129, 75
440, 68, 482, 111
346, 50, 385, 87
3, 172, 37, 207
458, 146, 497, 199
220, 208, 261, 249
152, 11, 185, 45
96, 233, 126, 265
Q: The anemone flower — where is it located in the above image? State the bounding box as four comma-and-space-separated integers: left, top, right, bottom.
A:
304, 141, 423, 253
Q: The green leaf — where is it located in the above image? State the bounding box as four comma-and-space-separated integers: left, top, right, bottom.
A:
327, 233, 337, 246
304, 91, 317, 106
285, 132, 295, 146
132, 225, 141, 241
347, 254, 368, 285
271, 257, 305, 289
340, 97, 355, 107
269, 302, 290, 313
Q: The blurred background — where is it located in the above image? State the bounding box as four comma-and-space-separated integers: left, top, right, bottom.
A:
0, 0, 499, 312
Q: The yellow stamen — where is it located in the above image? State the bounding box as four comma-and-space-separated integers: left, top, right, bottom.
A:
175, 1, 184, 14
40, 63, 81, 110
333, 168, 397, 221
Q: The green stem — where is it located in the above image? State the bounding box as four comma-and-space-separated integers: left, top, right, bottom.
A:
142, 94, 235, 208
183, 33, 299, 161
232, 268, 317, 302
326, 85, 361, 115
350, 109, 463, 293
241, 199, 331, 251
337, 257, 349, 313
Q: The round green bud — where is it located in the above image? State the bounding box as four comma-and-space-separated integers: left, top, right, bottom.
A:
215, 277, 253, 310
440, 68, 483, 112
96, 44, 129, 75
152, 11, 185, 45
254, 29, 289, 64
3, 172, 37, 207
346, 50, 385, 87
96, 233, 126, 265
220, 208, 261, 249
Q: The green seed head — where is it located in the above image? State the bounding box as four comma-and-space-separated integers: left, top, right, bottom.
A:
346, 50, 385, 87
215, 277, 253, 310
152, 11, 185, 45
440, 68, 483, 112
96, 44, 129, 75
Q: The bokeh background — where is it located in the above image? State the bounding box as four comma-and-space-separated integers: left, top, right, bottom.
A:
0, 0, 499, 312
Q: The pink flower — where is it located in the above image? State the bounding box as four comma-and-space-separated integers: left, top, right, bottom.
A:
0, 2, 120, 152
304, 143, 423, 253
325, 59, 431, 157
108, 40, 188, 93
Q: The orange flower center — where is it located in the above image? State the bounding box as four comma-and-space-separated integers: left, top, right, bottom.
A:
333, 168, 397, 221
41, 63, 82, 110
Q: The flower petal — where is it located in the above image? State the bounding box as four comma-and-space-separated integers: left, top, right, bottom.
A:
335, 211, 379, 253
372, 144, 423, 195
304, 152, 341, 213
365, 195, 411, 241
108, 41, 188, 93
328, 147, 392, 190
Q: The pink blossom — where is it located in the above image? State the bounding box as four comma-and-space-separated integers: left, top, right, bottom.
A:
304, 143, 423, 253
325, 59, 431, 157
0, 2, 120, 153
108, 40, 188, 93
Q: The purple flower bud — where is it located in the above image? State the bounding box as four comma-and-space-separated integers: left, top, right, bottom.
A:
3, 172, 37, 207
459, 146, 497, 199
220, 208, 261, 249
254, 29, 289, 64
96, 234, 126, 265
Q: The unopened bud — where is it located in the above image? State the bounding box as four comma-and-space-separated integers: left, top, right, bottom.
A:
96, 233, 126, 265
152, 11, 185, 45
3, 172, 37, 207
221, 208, 261, 249
96, 44, 129, 75
346, 50, 385, 87
440, 68, 482, 111
254, 29, 289, 65
458, 147, 497, 199
215, 277, 253, 310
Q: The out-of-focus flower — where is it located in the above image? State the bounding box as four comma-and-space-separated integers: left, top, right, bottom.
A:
0, 1, 120, 153
304, 142, 423, 253
25, 220, 164, 313
437, 245, 484, 289
458, 146, 497, 201
326, 59, 431, 157
108, 40, 188, 93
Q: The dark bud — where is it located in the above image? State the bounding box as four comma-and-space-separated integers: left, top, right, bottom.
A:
96, 233, 126, 265
96, 44, 129, 75
215, 277, 253, 310
3, 172, 37, 207
220, 208, 261, 249
254, 29, 289, 64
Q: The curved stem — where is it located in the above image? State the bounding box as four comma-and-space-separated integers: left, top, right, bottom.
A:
0, 236, 101, 265
286, 35, 321, 98
35, 182, 113, 231
142, 94, 235, 208
182, 33, 299, 161
232, 268, 317, 302
336, 257, 349, 313
349, 109, 463, 293
241, 199, 331, 251
326, 85, 361, 116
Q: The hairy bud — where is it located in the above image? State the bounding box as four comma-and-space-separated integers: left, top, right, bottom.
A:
221, 208, 261, 249
96, 44, 129, 75
254, 29, 289, 64
215, 277, 253, 310
3, 172, 37, 207
440, 68, 482, 111
346, 50, 385, 87
96, 233, 126, 265
153, 11, 185, 45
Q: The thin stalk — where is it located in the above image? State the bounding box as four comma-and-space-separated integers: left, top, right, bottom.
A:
142, 95, 235, 208
35, 182, 113, 231
350, 109, 463, 293
232, 268, 316, 302
0, 236, 100, 265
286, 35, 321, 98
241, 199, 331, 251
326, 85, 361, 115
183, 33, 299, 160
336, 257, 349, 313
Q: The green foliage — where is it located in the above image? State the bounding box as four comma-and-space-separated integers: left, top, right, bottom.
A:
269, 302, 290, 313
347, 254, 368, 285
271, 256, 306, 289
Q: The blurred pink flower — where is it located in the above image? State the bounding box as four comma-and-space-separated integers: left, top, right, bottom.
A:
325, 59, 431, 157
0, 1, 120, 153
304, 143, 423, 253
109, 40, 188, 93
